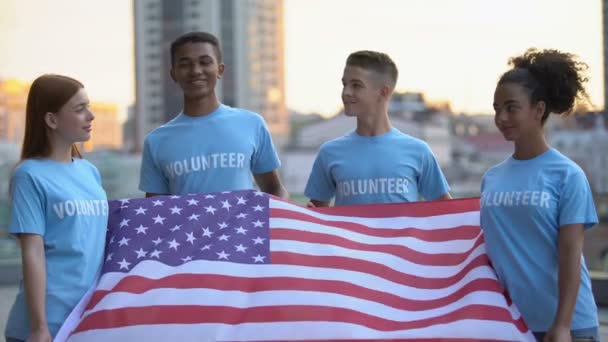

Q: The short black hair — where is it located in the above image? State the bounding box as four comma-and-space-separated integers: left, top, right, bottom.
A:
170, 31, 222, 65
346, 50, 398, 87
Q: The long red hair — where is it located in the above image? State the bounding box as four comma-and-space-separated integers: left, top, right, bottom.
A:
21, 74, 84, 160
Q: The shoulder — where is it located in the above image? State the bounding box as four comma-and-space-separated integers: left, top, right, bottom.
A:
393, 130, 432, 149
75, 158, 100, 173
320, 132, 357, 151
223, 105, 266, 125
482, 158, 510, 180
12, 159, 39, 180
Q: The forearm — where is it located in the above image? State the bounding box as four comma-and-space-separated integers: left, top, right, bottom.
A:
20, 235, 48, 331
266, 184, 289, 199
553, 225, 584, 328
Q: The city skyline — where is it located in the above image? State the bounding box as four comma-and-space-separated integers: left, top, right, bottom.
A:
0, 0, 604, 118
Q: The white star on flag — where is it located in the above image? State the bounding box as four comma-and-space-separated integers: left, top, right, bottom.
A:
235, 244, 248, 253
118, 237, 130, 247
134, 225, 149, 234
119, 219, 130, 228
188, 214, 200, 221
236, 196, 247, 205
205, 206, 217, 215
117, 258, 131, 270
134, 248, 148, 259
202, 227, 213, 237
134, 207, 147, 215
187, 199, 199, 206
153, 215, 166, 224
150, 249, 162, 258
252, 237, 265, 245
217, 250, 230, 260
253, 220, 264, 228
170, 206, 183, 214
253, 205, 264, 212
252, 254, 266, 263
152, 200, 164, 206
186, 232, 197, 244
221, 200, 232, 211
167, 239, 180, 250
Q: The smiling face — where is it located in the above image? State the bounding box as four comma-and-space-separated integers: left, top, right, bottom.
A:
170, 42, 225, 100
493, 82, 545, 142
46, 88, 94, 144
341, 65, 387, 118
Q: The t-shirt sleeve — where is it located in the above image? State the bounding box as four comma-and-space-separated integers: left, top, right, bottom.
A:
251, 118, 281, 174
9, 172, 46, 236
139, 137, 170, 194
418, 143, 451, 200
558, 168, 598, 229
304, 148, 335, 202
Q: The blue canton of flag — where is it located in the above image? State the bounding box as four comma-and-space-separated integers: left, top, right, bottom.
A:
103, 190, 271, 273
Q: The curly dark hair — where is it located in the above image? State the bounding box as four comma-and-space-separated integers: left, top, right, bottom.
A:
498, 48, 590, 124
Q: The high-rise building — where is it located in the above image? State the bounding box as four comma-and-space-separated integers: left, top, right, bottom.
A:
83, 102, 124, 152
0, 79, 28, 145
0, 79, 123, 151
133, 0, 288, 152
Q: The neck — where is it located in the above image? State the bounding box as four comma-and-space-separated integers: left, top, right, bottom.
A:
355, 110, 392, 136
47, 137, 74, 163
513, 131, 549, 160
183, 93, 220, 117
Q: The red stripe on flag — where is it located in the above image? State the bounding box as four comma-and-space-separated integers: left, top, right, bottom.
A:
271, 208, 481, 242
271, 228, 484, 266
84, 275, 504, 313
271, 252, 492, 289
271, 196, 481, 218
73, 304, 527, 333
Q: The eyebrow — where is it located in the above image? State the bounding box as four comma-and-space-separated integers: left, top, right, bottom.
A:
493, 99, 519, 107
178, 55, 213, 62
72, 101, 89, 109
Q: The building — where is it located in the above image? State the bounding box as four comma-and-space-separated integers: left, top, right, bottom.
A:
0, 79, 28, 145
133, 0, 288, 152
548, 115, 608, 195
282, 92, 452, 195
0, 79, 123, 151
83, 102, 124, 152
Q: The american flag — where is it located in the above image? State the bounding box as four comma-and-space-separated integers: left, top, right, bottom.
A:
57, 190, 533, 341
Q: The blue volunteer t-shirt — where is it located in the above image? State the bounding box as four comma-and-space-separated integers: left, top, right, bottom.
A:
139, 104, 281, 195
480, 149, 598, 332
304, 128, 450, 205
5, 158, 108, 340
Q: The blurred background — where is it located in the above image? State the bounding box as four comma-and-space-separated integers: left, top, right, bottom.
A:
0, 0, 606, 336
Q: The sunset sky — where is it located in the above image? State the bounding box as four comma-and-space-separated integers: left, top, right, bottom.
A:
0, 0, 603, 117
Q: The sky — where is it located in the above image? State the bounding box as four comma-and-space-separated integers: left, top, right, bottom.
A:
0, 0, 604, 117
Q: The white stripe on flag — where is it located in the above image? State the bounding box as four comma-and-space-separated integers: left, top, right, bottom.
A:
67, 320, 534, 342
83, 287, 512, 322
92, 260, 499, 300
270, 218, 481, 251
